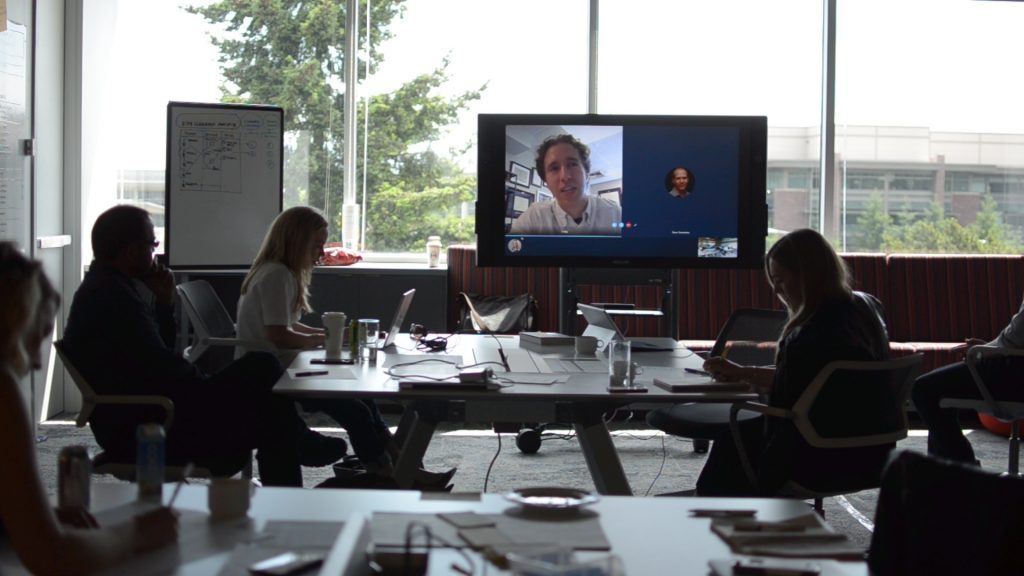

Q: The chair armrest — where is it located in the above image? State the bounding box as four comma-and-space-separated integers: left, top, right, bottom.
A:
92, 395, 175, 430
183, 336, 268, 363
730, 401, 792, 420
965, 345, 1024, 420
728, 401, 794, 489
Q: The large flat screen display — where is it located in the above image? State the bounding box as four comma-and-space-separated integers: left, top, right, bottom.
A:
476, 114, 768, 269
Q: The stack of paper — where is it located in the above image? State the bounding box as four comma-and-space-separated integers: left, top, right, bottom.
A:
710, 513, 864, 560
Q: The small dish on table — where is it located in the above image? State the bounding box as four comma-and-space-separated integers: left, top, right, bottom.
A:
504, 487, 600, 511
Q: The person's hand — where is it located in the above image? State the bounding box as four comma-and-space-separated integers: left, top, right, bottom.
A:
55, 506, 99, 529
953, 337, 987, 359
142, 262, 176, 306
307, 333, 327, 349
130, 507, 178, 554
703, 356, 745, 382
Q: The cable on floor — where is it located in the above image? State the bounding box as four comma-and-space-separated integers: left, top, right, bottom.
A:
643, 434, 669, 497
483, 430, 503, 492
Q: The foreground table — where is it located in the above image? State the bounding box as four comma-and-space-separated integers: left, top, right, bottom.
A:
0, 483, 868, 575
275, 334, 757, 495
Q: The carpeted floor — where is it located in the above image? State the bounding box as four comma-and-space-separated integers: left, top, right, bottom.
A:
33, 414, 1015, 552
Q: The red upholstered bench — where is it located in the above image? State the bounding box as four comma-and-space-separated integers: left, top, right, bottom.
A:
445, 246, 1024, 375
885, 254, 1024, 373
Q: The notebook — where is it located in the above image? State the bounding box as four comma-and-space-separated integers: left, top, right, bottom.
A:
379, 289, 415, 349
652, 375, 750, 393
577, 303, 680, 351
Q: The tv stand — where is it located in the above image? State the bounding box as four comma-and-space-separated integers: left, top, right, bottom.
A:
558, 267, 678, 337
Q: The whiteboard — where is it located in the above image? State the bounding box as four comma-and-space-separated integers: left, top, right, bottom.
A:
165, 102, 283, 268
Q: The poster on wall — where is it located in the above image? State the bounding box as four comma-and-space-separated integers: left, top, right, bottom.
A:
0, 23, 27, 247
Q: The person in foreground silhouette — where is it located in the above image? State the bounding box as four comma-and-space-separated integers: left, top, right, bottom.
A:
62, 205, 345, 487
0, 242, 178, 573
697, 228, 892, 495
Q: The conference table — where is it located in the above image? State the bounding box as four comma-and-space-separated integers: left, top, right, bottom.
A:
275, 334, 757, 496
0, 483, 868, 575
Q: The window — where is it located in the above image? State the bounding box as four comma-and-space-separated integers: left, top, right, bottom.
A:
78, 0, 1024, 263
836, 0, 1024, 253
599, 0, 823, 238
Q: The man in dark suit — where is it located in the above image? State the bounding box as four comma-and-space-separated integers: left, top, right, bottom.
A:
63, 205, 344, 486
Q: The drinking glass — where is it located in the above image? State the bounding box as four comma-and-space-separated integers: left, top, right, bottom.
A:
358, 318, 380, 362
608, 340, 632, 388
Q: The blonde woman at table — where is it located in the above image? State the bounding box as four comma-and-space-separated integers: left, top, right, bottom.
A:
0, 242, 177, 574
698, 228, 892, 496
236, 207, 455, 490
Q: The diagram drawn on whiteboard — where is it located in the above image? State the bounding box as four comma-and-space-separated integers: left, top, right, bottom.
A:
177, 112, 279, 194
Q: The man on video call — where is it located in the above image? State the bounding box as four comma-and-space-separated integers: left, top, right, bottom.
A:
510, 133, 621, 235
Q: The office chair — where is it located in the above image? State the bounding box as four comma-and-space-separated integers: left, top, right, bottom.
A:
177, 279, 253, 363
869, 450, 1024, 576
730, 353, 923, 514
54, 339, 220, 481
646, 308, 788, 453
940, 345, 1024, 477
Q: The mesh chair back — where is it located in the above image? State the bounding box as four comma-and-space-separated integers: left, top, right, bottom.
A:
54, 340, 97, 427
795, 354, 923, 448
870, 450, 1024, 576
177, 280, 237, 339
708, 308, 787, 366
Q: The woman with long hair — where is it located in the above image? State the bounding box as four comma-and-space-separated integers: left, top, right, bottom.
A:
237, 207, 454, 489
0, 242, 177, 573
697, 228, 891, 495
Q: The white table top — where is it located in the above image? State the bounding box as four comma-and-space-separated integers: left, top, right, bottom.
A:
275, 334, 756, 403
0, 483, 869, 575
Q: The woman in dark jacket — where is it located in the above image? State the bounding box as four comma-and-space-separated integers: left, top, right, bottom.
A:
697, 228, 892, 496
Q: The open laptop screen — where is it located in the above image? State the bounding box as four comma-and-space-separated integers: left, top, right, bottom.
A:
381, 289, 416, 349
577, 303, 679, 351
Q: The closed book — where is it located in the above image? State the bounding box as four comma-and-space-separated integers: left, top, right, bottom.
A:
518, 331, 575, 346
652, 377, 750, 393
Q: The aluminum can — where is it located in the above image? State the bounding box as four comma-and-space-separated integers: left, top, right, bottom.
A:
136, 423, 165, 500
58, 445, 92, 509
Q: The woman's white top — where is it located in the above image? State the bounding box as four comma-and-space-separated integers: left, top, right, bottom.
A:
235, 261, 301, 362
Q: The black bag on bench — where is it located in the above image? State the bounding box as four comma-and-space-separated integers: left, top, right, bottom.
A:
458, 292, 538, 334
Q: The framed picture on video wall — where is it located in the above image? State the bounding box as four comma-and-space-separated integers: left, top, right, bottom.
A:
509, 161, 531, 188
530, 168, 543, 188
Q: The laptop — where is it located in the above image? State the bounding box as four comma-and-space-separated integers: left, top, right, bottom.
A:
380, 289, 416, 349
577, 303, 681, 351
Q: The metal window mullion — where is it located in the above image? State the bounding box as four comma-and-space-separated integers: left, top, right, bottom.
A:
820, 0, 837, 238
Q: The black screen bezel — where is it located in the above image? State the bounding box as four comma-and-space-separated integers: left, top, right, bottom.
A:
475, 113, 767, 269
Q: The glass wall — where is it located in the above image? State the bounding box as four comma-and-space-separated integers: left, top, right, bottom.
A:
835, 0, 1024, 253
78, 0, 1024, 265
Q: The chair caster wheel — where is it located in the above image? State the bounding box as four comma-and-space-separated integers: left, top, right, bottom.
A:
516, 428, 542, 454
693, 439, 710, 454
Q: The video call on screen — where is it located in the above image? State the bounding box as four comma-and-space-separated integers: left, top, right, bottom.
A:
503, 124, 742, 259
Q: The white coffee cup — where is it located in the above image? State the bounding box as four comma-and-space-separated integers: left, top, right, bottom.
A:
208, 477, 254, 521
322, 312, 347, 359
575, 335, 603, 355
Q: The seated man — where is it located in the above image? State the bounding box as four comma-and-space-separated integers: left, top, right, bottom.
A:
62, 205, 344, 486
911, 292, 1024, 464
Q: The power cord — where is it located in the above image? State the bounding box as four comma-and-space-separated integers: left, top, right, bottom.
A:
483, 429, 503, 493
644, 434, 669, 497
